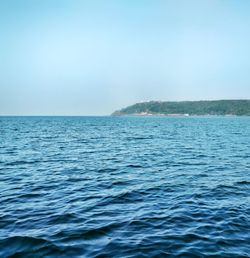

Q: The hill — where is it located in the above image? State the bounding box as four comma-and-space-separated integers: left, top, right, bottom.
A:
112, 100, 250, 116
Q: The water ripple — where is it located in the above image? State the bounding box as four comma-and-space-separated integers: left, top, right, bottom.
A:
0, 116, 250, 257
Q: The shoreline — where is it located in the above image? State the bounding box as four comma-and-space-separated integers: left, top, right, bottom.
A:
112, 113, 241, 117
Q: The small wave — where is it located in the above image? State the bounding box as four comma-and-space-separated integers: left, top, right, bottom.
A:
0, 236, 62, 258
235, 180, 250, 185
126, 164, 143, 168
54, 222, 121, 241
48, 213, 80, 225
5, 160, 39, 166
125, 136, 153, 141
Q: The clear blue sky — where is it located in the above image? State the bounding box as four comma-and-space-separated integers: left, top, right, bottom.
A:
1, 0, 250, 115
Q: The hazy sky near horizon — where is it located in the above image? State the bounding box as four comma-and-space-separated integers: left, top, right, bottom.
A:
1, 0, 250, 115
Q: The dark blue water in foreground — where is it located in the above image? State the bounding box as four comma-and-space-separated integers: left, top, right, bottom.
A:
0, 116, 250, 257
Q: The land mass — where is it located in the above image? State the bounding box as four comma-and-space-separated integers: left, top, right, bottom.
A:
112, 100, 250, 116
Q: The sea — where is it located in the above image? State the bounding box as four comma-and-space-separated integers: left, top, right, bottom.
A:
0, 116, 249, 257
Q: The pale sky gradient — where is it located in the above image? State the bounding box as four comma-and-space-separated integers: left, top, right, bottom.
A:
1, 0, 250, 115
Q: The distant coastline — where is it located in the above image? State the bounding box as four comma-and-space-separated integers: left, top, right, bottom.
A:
112, 100, 250, 116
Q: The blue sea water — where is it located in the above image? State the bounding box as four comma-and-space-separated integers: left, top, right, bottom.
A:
0, 116, 250, 257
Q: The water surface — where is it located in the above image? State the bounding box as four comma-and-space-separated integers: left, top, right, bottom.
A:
0, 116, 250, 257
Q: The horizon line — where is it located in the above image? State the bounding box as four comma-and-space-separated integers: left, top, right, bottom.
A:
1, 99, 249, 116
